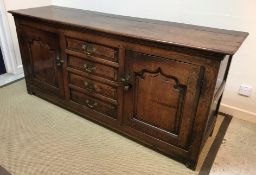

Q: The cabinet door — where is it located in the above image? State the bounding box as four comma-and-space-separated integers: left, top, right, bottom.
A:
123, 50, 204, 149
18, 25, 64, 97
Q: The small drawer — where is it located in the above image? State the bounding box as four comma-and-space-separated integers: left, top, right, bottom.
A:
69, 73, 117, 100
67, 55, 118, 81
70, 90, 117, 119
66, 37, 118, 62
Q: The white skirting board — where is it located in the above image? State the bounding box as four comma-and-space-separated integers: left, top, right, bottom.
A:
220, 103, 256, 124
0, 73, 24, 87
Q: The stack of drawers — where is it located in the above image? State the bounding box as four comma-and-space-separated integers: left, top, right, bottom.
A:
65, 36, 119, 119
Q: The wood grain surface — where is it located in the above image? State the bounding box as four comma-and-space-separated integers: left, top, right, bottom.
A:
10, 5, 248, 55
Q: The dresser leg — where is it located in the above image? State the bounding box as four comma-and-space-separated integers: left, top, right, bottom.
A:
27, 89, 35, 95
209, 122, 215, 137
209, 128, 214, 137
185, 160, 197, 170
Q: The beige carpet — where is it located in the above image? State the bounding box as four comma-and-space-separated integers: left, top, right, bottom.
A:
210, 117, 256, 175
0, 80, 222, 175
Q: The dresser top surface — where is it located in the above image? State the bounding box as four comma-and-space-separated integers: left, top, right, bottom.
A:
10, 5, 248, 55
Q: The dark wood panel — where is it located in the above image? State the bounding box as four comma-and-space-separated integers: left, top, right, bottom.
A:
69, 72, 117, 101
9, 6, 248, 55
30, 40, 58, 85
67, 55, 118, 81
123, 50, 204, 149
17, 24, 64, 97
66, 37, 118, 62
67, 67, 118, 87
70, 89, 117, 119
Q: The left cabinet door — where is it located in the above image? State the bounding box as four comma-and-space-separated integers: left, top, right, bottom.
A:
18, 25, 64, 97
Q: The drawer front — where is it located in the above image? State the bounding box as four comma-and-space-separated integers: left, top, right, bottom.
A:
66, 37, 118, 62
69, 73, 117, 100
67, 55, 118, 81
70, 90, 117, 119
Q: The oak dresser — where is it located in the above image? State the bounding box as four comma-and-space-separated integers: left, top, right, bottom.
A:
9, 6, 248, 169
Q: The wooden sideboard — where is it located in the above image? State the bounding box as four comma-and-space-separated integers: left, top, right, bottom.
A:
9, 6, 248, 170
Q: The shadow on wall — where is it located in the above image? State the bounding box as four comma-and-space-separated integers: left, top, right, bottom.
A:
0, 47, 6, 75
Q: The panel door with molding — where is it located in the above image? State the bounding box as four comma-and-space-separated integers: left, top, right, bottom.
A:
18, 25, 64, 97
122, 50, 204, 149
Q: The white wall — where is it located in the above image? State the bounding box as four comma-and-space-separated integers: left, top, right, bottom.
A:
3, 0, 51, 74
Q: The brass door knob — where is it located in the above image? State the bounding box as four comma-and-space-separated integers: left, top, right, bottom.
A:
56, 57, 64, 66
123, 84, 131, 91
121, 74, 132, 91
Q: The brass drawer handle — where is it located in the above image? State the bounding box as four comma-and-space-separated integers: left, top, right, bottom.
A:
85, 99, 98, 109
83, 63, 96, 73
82, 43, 96, 56
84, 81, 97, 92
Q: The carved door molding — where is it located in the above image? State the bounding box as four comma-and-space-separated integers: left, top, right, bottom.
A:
18, 25, 64, 97
123, 50, 204, 149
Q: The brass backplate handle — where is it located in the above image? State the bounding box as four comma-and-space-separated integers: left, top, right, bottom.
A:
84, 81, 97, 92
83, 63, 96, 72
85, 99, 98, 108
82, 43, 96, 56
